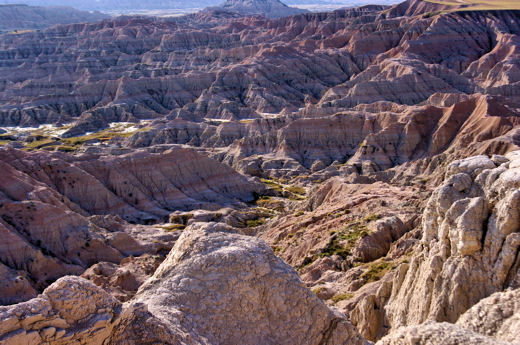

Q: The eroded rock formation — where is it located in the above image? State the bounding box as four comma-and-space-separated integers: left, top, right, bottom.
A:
0, 223, 368, 345
347, 151, 520, 341
0, 146, 261, 304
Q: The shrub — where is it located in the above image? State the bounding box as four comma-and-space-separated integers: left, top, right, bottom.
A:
331, 293, 353, 303
361, 261, 394, 283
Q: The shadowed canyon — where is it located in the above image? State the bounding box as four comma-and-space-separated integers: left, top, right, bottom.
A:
0, 0, 520, 344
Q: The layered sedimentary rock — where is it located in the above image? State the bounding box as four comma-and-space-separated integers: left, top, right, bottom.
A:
1, 0, 518, 136
347, 151, 520, 341
0, 223, 368, 345
0, 4, 109, 32
0, 146, 261, 304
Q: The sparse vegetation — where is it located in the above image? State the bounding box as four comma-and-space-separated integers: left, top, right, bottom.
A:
260, 178, 284, 193
363, 214, 380, 223
56, 145, 76, 152
361, 260, 394, 283
246, 218, 265, 228
160, 224, 186, 232
312, 287, 325, 295
256, 197, 285, 212
286, 185, 305, 196
169, 213, 194, 225
331, 293, 353, 303
320, 235, 350, 259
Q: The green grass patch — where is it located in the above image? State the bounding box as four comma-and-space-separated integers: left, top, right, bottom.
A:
246, 218, 265, 228
25, 138, 57, 150
286, 185, 305, 196
256, 197, 285, 212
160, 224, 186, 232
331, 293, 353, 303
56, 145, 77, 152
260, 178, 284, 193
361, 261, 394, 283
312, 287, 325, 295
321, 235, 350, 259
363, 214, 380, 223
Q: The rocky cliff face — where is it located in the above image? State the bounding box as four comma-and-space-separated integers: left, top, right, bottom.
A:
376, 288, 520, 345
343, 151, 520, 342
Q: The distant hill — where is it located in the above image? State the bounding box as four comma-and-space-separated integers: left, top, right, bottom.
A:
0, 0, 218, 11
0, 0, 397, 12
216, 0, 308, 18
0, 4, 109, 32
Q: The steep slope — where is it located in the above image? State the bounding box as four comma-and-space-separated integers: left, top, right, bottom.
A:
0, 147, 262, 304
346, 152, 520, 340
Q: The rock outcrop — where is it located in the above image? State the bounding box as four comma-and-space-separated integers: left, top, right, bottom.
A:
348, 151, 520, 341
385, 152, 520, 327
376, 288, 520, 345
0, 276, 121, 345
0, 223, 369, 345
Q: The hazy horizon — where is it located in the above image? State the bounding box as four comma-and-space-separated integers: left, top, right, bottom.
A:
0, 0, 400, 14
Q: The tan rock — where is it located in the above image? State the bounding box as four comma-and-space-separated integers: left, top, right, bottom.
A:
114, 222, 369, 345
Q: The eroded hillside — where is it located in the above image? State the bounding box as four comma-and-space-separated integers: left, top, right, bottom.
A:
0, 0, 519, 344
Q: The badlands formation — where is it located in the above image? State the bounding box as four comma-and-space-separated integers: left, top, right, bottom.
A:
0, 4, 108, 33
0, 0, 520, 344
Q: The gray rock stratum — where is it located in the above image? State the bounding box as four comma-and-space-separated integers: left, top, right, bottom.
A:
0, 223, 368, 345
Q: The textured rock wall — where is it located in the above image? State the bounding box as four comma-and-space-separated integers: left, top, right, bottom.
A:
0, 223, 369, 345
351, 151, 520, 341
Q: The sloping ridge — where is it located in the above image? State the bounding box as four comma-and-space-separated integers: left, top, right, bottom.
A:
384, 0, 456, 17
218, 0, 307, 18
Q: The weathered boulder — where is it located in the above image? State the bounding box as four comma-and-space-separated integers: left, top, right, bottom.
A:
0, 222, 369, 345
112, 222, 369, 345
0, 276, 121, 345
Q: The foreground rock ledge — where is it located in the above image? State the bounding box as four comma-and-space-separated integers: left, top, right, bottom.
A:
0, 223, 368, 345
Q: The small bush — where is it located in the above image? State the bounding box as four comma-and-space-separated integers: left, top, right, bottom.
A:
161, 224, 186, 232
287, 185, 305, 196
321, 235, 350, 259
363, 214, 380, 223
331, 293, 353, 303
246, 218, 265, 228
169, 213, 194, 225
361, 261, 394, 283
